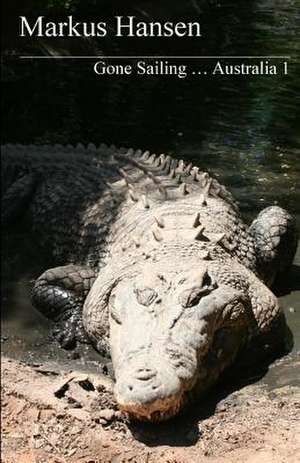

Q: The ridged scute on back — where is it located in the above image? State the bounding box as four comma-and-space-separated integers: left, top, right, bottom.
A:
113, 149, 237, 209
2, 143, 236, 209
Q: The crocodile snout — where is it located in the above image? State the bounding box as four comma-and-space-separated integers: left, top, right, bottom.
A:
114, 360, 183, 421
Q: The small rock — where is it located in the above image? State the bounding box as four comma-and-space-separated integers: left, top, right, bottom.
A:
99, 408, 115, 422
34, 439, 44, 449
53, 374, 75, 398
289, 307, 295, 313
68, 408, 90, 421
33, 424, 41, 437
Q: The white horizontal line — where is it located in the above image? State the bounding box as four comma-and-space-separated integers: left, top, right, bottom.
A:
19, 55, 291, 59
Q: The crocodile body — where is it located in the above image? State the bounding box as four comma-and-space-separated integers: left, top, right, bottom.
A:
2, 143, 298, 421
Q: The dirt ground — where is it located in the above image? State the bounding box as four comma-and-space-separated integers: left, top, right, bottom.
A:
1, 356, 299, 463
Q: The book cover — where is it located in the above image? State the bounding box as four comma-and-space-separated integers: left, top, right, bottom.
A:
2, 1, 299, 462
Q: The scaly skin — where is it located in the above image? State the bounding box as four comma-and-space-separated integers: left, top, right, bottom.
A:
2, 144, 298, 421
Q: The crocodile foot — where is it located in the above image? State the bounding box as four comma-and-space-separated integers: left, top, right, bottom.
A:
32, 264, 97, 349
250, 205, 298, 285
51, 313, 90, 349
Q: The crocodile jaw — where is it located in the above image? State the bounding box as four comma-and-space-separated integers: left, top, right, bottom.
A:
115, 389, 185, 422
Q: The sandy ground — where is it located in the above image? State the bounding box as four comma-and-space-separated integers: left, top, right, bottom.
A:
1, 356, 300, 463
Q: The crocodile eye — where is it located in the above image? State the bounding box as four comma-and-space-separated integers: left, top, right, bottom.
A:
179, 272, 217, 308
179, 288, 204, 308
135, 287, 157, 306
109, 294, 122, 325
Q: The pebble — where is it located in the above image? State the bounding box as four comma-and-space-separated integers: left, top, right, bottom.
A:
34, 439, 44, 449
69, 426, 81, 435
33, 424, 41, 437
99, 408, 115, 422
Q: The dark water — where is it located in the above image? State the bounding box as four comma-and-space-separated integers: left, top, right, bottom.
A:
2, 1, 300, 386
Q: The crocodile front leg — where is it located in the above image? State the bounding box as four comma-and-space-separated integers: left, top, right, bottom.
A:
250, 206, 298, 286
32, 264, 97, 349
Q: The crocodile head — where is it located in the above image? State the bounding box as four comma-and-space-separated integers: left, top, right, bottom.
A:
107, 260, 248, 421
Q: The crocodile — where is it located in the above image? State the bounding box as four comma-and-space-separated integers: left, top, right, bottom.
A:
2, 143, 298, 421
